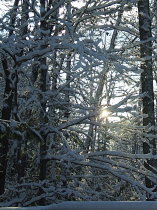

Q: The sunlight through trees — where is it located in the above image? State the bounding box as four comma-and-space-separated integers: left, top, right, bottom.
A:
0, 0, 157, 207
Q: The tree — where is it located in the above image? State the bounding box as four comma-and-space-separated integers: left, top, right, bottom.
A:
138, 0, 157, 200
1, 0, 157, 206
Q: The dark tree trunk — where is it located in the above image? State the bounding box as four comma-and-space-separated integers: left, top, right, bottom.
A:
16, 0, 29, 182
21, 0, 29, 36
0, 0, 21, 195
9, 0, 20, 36
38, 0, 48, 205
0, 56, 14, 195
6, 0, 29, 185
138, 0, 157, 200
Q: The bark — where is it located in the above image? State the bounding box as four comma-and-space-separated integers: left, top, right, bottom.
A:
21, 0, 29, 37
138, 0, 157, 200
9, 0, 20, 36
38, 0, 61, 191
0, 55, 15, 194
38, 0, 49, 205
0, 0, 21, 195
12, 0, 29, 183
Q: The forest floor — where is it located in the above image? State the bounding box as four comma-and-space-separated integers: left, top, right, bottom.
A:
2, 201, 157, 210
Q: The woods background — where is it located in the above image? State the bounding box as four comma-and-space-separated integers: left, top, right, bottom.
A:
0, 0, 157, 207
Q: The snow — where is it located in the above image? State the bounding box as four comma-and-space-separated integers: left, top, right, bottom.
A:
2, 201, 157, 210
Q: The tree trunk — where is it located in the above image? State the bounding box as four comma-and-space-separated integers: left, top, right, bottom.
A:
16, 0, 29, 183
9, 0, 20, 36
138, 0, 157, 200
0, 55, 16, 195
0, 0, 21, 195
38, 0, 48, 205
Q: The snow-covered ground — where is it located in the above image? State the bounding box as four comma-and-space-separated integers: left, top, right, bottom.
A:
2, 201, 157, 210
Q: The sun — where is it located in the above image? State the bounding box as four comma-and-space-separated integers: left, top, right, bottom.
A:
99, 108, 111, 119
100, 109, 110, 118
